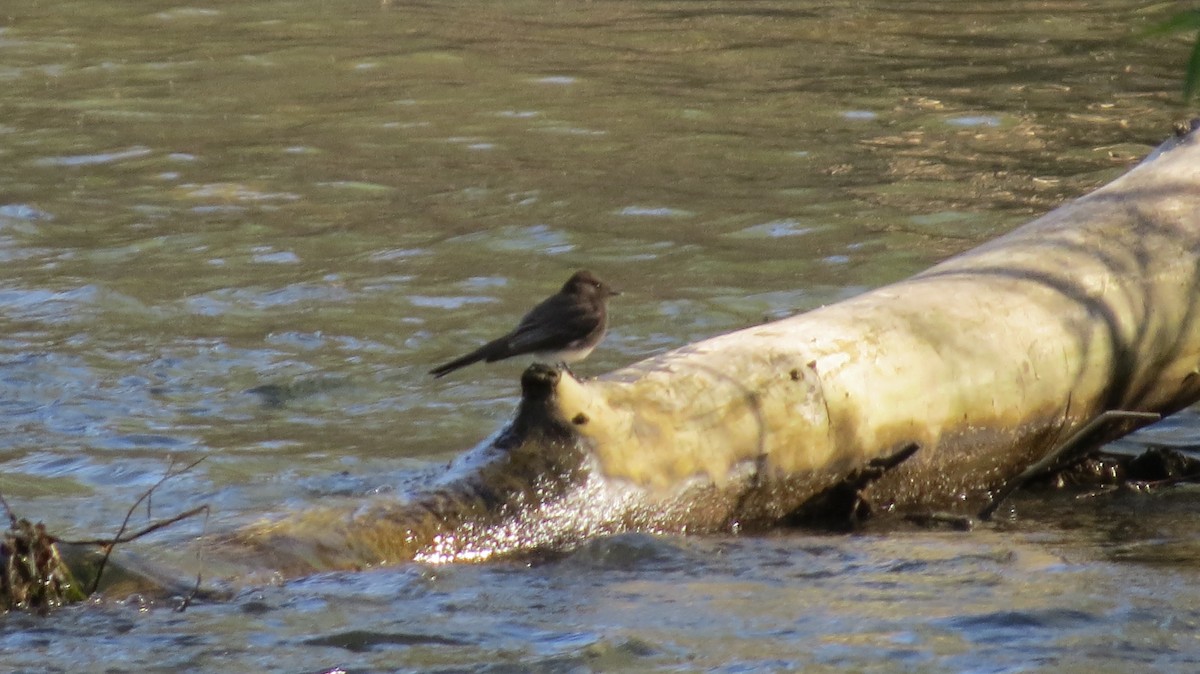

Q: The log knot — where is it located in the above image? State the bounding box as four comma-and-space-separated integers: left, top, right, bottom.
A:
520, 363, 562, 400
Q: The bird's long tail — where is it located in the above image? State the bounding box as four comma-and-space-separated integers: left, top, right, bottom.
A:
429, 341, 501, 378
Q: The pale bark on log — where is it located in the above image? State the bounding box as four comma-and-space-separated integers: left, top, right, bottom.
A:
574, 128, 1200, 509
234, 127, 1200, 571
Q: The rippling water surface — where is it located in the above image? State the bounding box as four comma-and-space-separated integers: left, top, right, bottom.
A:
2, 0, 1200, 671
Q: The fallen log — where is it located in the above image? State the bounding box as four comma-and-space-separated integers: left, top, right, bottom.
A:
223, 123, 1200, 572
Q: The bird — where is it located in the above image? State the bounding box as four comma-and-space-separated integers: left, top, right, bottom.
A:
429, 270, 620, 378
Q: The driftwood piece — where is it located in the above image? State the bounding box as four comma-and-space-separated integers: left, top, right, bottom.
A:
225, 125, 1200, 571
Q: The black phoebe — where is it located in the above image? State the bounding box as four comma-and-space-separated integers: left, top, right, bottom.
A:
429, 270, 619, 378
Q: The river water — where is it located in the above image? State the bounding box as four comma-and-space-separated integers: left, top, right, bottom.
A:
3, 0, 1200, 671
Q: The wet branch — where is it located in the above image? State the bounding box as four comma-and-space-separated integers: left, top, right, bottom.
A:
979, 410, 1161, 520
59, 456, 210, 598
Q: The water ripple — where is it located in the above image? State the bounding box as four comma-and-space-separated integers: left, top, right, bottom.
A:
35, 146, 152, 167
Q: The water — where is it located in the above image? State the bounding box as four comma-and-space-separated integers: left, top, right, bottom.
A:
2, 0, 1199, 670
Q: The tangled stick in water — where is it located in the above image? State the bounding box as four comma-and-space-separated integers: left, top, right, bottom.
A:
0, 491, 85, 612
61, 457, 211, 609
0, 457, 211, 612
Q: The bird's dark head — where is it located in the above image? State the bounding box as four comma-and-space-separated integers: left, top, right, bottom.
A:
563, 269, 620, 298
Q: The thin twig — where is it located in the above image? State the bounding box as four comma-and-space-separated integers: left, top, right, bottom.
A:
175, 572, 203, 613
68, 456, 208, 596
63, 505, 209, 547
0, 490, 18, 528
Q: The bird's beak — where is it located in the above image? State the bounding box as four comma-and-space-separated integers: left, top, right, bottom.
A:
609, 288, 622, 297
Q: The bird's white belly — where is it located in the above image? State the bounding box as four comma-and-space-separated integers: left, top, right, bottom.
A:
533, 343, 595, 364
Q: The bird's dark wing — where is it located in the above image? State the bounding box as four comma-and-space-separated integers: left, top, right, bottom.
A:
484, 291, 602, 360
